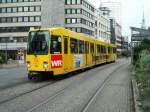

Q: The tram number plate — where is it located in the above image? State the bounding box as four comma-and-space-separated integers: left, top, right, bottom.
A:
51, 55, 63, 68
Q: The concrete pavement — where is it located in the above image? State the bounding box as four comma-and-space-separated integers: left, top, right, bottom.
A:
0, 67, 27, 90
86, 59, 132, 112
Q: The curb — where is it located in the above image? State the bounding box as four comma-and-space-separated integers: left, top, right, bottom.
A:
131, 75, 141, 112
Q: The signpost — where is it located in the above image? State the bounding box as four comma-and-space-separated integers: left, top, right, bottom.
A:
18, 48, 25, 64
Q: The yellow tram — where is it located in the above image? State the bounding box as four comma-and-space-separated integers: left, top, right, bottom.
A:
26, 28, 116, 80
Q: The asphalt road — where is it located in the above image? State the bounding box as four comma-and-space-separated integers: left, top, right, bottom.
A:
0, 67, 28, 90
0, 59, 132, 112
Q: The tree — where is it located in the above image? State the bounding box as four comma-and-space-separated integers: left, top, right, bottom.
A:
133, 39, 150, 64
0, 52, 5, 64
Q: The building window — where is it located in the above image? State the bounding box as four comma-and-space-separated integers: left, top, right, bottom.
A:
77, 0, 81, 4
29, 16, 34, 22
72, 9, 76, 14
66, 18, 71, 24
77, 28, 81, 33
7, 0, 11, 3
18, 0, 23, 2
24, 16, 29, 22
12, 0, 17, 2
29, 6, 34, 12
1, 0, 6, 3
35, 16, 40, 22
72, 0, 76, 4
12, 17, 17, 22
66, 9, 71, 14
77, 18, 81, 23
24, 7, 29, 12
35, 6, 41, 12
0, 18, 7, 23
72, 19, 76, 23
77, 9, 81, 14
24, 0, 29, 2
7, 8, 12, 13
0, 27, 30, 33
2, 8, 6, 13
72, 28, 76, 31
35, 0, 41, 2
18, 7, 23, 12
18, 17, 23, 22
66, 0, 71, 4
12, 7, 17, 13
7, 17, 12, 23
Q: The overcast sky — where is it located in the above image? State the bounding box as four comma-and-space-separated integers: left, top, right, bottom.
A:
88, 0, 150, 36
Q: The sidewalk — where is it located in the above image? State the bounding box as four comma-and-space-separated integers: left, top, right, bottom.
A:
87, 60, 133, 112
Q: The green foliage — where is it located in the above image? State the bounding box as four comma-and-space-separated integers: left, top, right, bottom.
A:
122, 50, 130, 57
0, 52, 5, 64
133, 39, 150, 64
135, 51, 150, 112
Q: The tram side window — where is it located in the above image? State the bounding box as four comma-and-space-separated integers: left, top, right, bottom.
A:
113, 48, 116, 53
110, 47, 113, 53
101, 46, 106, 53
90, 43, 94, 53
79, 40, 84, 54
103, 46, 106, 53
104, 46, 106, 53
64, 37, 68, 54
97, 45, 100, 53
108, 47, 111, 53
70, 38, 78, 54
85, 42, 89, 53
87, 42, 89, 53
101, 46, 103, 53
50, 35, 62, 54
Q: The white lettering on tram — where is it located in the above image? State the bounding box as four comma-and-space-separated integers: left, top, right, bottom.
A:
51, 60, 62, 67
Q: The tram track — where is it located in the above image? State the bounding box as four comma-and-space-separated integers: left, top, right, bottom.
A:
0, 79, 29, 91
0, 62, 117, 105
0, 60, 124, 112
81, 63, 127, 112
24, 62, 123, 112
0, 80, 58, 105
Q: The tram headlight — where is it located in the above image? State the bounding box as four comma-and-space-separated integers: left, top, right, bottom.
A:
26, 61, 31, 68
43, 61, 48, 68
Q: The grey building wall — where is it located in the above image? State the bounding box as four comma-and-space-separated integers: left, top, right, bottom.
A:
41, 0, 65, 28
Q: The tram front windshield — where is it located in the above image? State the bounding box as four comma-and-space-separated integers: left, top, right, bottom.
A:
27, 31, 50, 55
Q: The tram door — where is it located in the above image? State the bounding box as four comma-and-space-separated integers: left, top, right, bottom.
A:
63, 36, 69, 72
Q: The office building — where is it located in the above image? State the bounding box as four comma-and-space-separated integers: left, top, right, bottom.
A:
0, 0, 111, 60
0, 0, 41, 59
